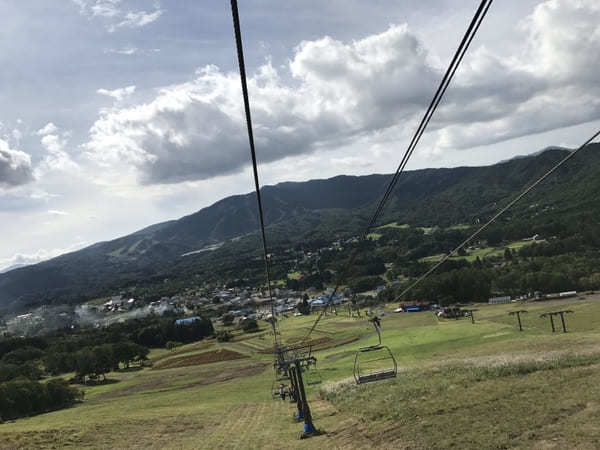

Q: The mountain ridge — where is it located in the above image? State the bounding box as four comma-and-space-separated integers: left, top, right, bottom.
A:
1, 145, 599, 312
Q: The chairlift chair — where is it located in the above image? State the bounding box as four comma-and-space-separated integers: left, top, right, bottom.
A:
270, 369, 290, 399
353, 317, 397, 384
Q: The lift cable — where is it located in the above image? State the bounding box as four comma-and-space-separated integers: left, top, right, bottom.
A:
230, 0, 279, 348
395, 127, 600, 301
368, 0, 494, 231
303, 0, 494, 342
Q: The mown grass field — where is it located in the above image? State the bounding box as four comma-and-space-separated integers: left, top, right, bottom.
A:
2, 295, 600, 449
419, 240, 538, 263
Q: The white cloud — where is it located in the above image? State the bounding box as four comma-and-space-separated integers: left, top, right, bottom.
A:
0, 240, 88, 273
0, 138, 34, 188
29, 190, 60, 201
104, 47, 160, 56
84, 1, 600, 186
431, 0, 600, 152
112, 9, 162, 31
36, 122, 59, 136
90, 0, 121, 18
105, 47, 138, 55
84, 25, 440, 184
97, 85, 136, 101
48, 209, 69, 216
11, 129, 22, 145
35, 126, 80, 176
72, 0, 162, 32
526, 0, 600, 85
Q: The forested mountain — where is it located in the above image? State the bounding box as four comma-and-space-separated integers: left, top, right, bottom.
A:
1, 145, 599, 311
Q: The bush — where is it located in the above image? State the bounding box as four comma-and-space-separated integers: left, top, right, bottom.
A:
166, 341, 182, 351
240, 318, 259, 333
0, 378, 82, 421
216, 330, 232, 342
221, 314, 234, 326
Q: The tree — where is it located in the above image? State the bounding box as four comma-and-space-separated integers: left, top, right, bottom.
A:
348, 276, 383, 293
113, 342, 137, 369
486, 229, 503, 246
297, 297, 310, 315
137, 326, 165, 347
221, 314, 234, 326
75, 348, 96, 384
93, 345, 114, 380
504, 248, 513, 261
1, 346, 44, 365
240, 318, 259, 333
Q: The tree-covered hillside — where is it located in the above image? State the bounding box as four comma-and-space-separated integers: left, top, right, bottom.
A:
1, 145, 600, 311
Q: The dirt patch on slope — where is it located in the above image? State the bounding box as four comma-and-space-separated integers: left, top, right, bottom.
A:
94, 362, 267, 401
153, 349, 248, 370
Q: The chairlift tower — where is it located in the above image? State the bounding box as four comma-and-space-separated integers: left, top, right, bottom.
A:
508, 310, 528, 331
540, 310, 573, 333
273, 343, 320, 437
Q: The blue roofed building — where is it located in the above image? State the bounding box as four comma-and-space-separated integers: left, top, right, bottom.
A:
175, 316, 201, 326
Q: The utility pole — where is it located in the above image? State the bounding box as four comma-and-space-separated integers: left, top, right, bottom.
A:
508, 310, 528, 331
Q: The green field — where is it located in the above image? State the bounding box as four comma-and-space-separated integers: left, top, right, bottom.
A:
376, 222, 410, 230
420, 240, 538, 263
2, 296, 600, 449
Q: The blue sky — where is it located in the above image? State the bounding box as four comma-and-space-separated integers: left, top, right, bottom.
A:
1, 0, 600, 271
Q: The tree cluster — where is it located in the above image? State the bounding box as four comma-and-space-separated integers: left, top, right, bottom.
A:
0, 378, 82, 422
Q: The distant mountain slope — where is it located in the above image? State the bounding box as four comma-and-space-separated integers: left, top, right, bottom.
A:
1, 145, 599, 311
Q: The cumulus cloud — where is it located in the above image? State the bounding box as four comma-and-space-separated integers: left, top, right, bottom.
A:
85, 25, 439, 184
0, 138, 34, 188
35, 125, 80, 176
432, 0, 600, 151
36, 122, 59, 136
97, 85, 136, 101
72, 0, 162, 32
84, 0, 600, 184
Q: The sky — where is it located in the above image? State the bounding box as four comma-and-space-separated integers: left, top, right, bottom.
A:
1, 0, 600, 272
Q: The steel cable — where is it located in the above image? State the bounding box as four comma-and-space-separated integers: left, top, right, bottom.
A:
303, 0, 494, 341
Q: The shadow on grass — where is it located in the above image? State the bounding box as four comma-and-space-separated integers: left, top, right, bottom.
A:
117, 366, 143, 373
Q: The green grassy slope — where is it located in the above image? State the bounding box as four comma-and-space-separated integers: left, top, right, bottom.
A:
2, 296, 600, 449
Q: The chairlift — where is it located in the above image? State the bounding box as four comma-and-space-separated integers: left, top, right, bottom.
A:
270, 369, 290, 400
353, 317, 397, 384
